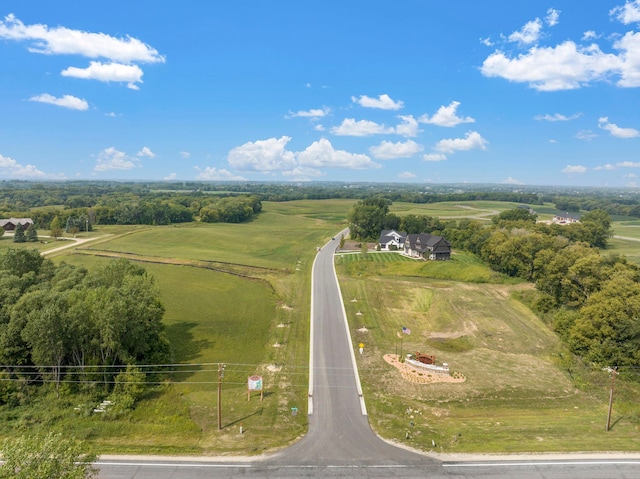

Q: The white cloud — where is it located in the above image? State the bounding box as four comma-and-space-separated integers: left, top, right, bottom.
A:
137, 146, 155, 158
163, 173, 177, 180
481, 41, 621, 91
423, 153, 447, 162
481, 37, 494, 47
502, 177, 524, 185
617, 161, 640, 167
331, 118, 392, 136
227, 136, 296, 172
62, 61, 144, 89
614, 31, 640, 87
594, 163, 616, 170
314, 124, 325, 131
508, 18, 543, 45
195, 167, 246, 181
286, 107, 330, 118
369, 140, 423, 160
28, 93, 88, 110
611, 1, 640, 24
94, 147, 137, 171
0, 153, 48, 178
297, 138, 379, 169
534, 112, 581, 121
576, 130, 598, 140
598, 117, 640, 138
398, 171, 417, 179
180, 151, 191, 159
546, 8, 560, 27
393, 115, 420, 137
418, 101, 475, 127
0, 13, 164, 63
351, 94, 404, 110
434, 131, 488, 154
582, 31, 598, 41
561, 164, 587, 174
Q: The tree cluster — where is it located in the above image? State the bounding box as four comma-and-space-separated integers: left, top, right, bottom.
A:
199, 195, 262, 223
444, 209, 640, 369
0, 250, 170, 403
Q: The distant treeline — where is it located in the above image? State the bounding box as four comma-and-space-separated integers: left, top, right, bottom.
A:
0, 183, 261, 228
4, 181, 640, 229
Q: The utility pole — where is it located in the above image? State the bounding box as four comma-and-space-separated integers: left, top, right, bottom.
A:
606, 366, 618, 432
218, 363, 225, 430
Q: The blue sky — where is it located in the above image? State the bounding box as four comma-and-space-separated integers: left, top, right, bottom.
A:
1, 1, 640, 187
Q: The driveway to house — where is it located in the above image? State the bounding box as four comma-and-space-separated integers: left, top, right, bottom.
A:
41, 234, 111, 256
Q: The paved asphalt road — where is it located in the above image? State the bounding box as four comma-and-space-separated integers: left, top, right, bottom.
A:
96, 231, 640, 478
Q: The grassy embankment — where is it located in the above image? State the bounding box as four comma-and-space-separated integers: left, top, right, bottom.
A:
0, 199, 352, 455
336, 200, 640, 453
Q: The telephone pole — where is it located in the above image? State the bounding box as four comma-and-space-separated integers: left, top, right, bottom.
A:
606, 366, 618, 432
218, 363, 225, 430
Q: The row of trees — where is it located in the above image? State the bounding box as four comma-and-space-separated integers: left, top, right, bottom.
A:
7, 194, 262, 232
0, 250, 170, 403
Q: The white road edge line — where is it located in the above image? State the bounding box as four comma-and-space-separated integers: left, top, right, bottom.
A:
95, 462, 252, 468
443, 460, 640, 467
331, 229, 367, 416
308, 239, 317, 416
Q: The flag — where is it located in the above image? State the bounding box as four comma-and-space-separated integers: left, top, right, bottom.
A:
402, 326, 411, 335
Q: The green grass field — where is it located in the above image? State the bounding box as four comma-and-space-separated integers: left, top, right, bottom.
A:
3, 199, 640, 454
0, 200, 347, 455
337, 257, 640, 453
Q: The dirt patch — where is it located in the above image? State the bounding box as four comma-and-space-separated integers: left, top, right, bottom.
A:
383, 354, 466, 385
340, 240, 375, 251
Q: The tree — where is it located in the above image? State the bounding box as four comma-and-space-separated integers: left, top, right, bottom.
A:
492, 207, 537, 225
569, 271, 640, 368
579, 209, 613, 248
0, 432, 98, 479
50, 216, 63, 239
25, 223, 38, 242
13, 223, 26, 243
347, 197, 391, 240
0, 248, 44, 277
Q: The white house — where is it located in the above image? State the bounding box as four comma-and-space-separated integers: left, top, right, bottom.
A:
378, 229, 407, 250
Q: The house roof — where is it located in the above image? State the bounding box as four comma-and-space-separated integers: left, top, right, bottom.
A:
0, 217, 33, 226
405, 233, 451, 252
378, 229, 407, 243
554, 212, 581, 220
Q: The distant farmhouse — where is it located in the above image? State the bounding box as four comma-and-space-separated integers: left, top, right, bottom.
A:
552, 212, 581, 225
378, 229, 451, 260
0, 218, 34, 232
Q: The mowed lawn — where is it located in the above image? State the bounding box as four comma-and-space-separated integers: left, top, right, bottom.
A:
336, 252, 640, 453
